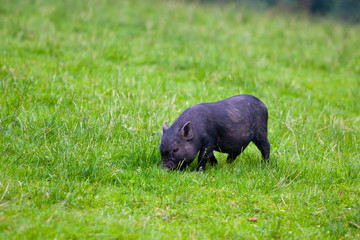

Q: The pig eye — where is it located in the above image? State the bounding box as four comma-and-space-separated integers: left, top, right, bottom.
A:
173, 148, 179, 153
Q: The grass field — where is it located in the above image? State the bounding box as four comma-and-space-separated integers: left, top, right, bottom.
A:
1, 0, 360, 239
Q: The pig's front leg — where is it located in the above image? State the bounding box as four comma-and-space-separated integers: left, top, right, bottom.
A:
208, 154, 218, 166
196, 147, 217, 171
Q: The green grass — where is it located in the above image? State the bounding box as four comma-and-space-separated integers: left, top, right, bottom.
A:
1, 0, 360, 239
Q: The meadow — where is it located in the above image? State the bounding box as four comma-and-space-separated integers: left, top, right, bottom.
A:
0, 0, 359, 239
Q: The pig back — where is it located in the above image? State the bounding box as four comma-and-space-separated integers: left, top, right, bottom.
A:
203, 95, 268, 152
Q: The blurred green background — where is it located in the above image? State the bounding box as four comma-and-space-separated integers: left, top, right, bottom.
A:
200, 0, 360, 22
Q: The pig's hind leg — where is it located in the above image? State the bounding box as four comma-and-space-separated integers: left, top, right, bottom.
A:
252, 134, 270, 163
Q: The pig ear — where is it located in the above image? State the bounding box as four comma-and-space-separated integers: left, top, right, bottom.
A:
162, 122, 169, 133
180, 121, 193, 140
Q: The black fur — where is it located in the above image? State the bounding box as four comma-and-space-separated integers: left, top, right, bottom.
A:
160, 95, 270, 171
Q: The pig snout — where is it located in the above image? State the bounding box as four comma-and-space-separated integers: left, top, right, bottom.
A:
162, 158, 187, 170
161, 158, 176, 170
162, 161, 174, 170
